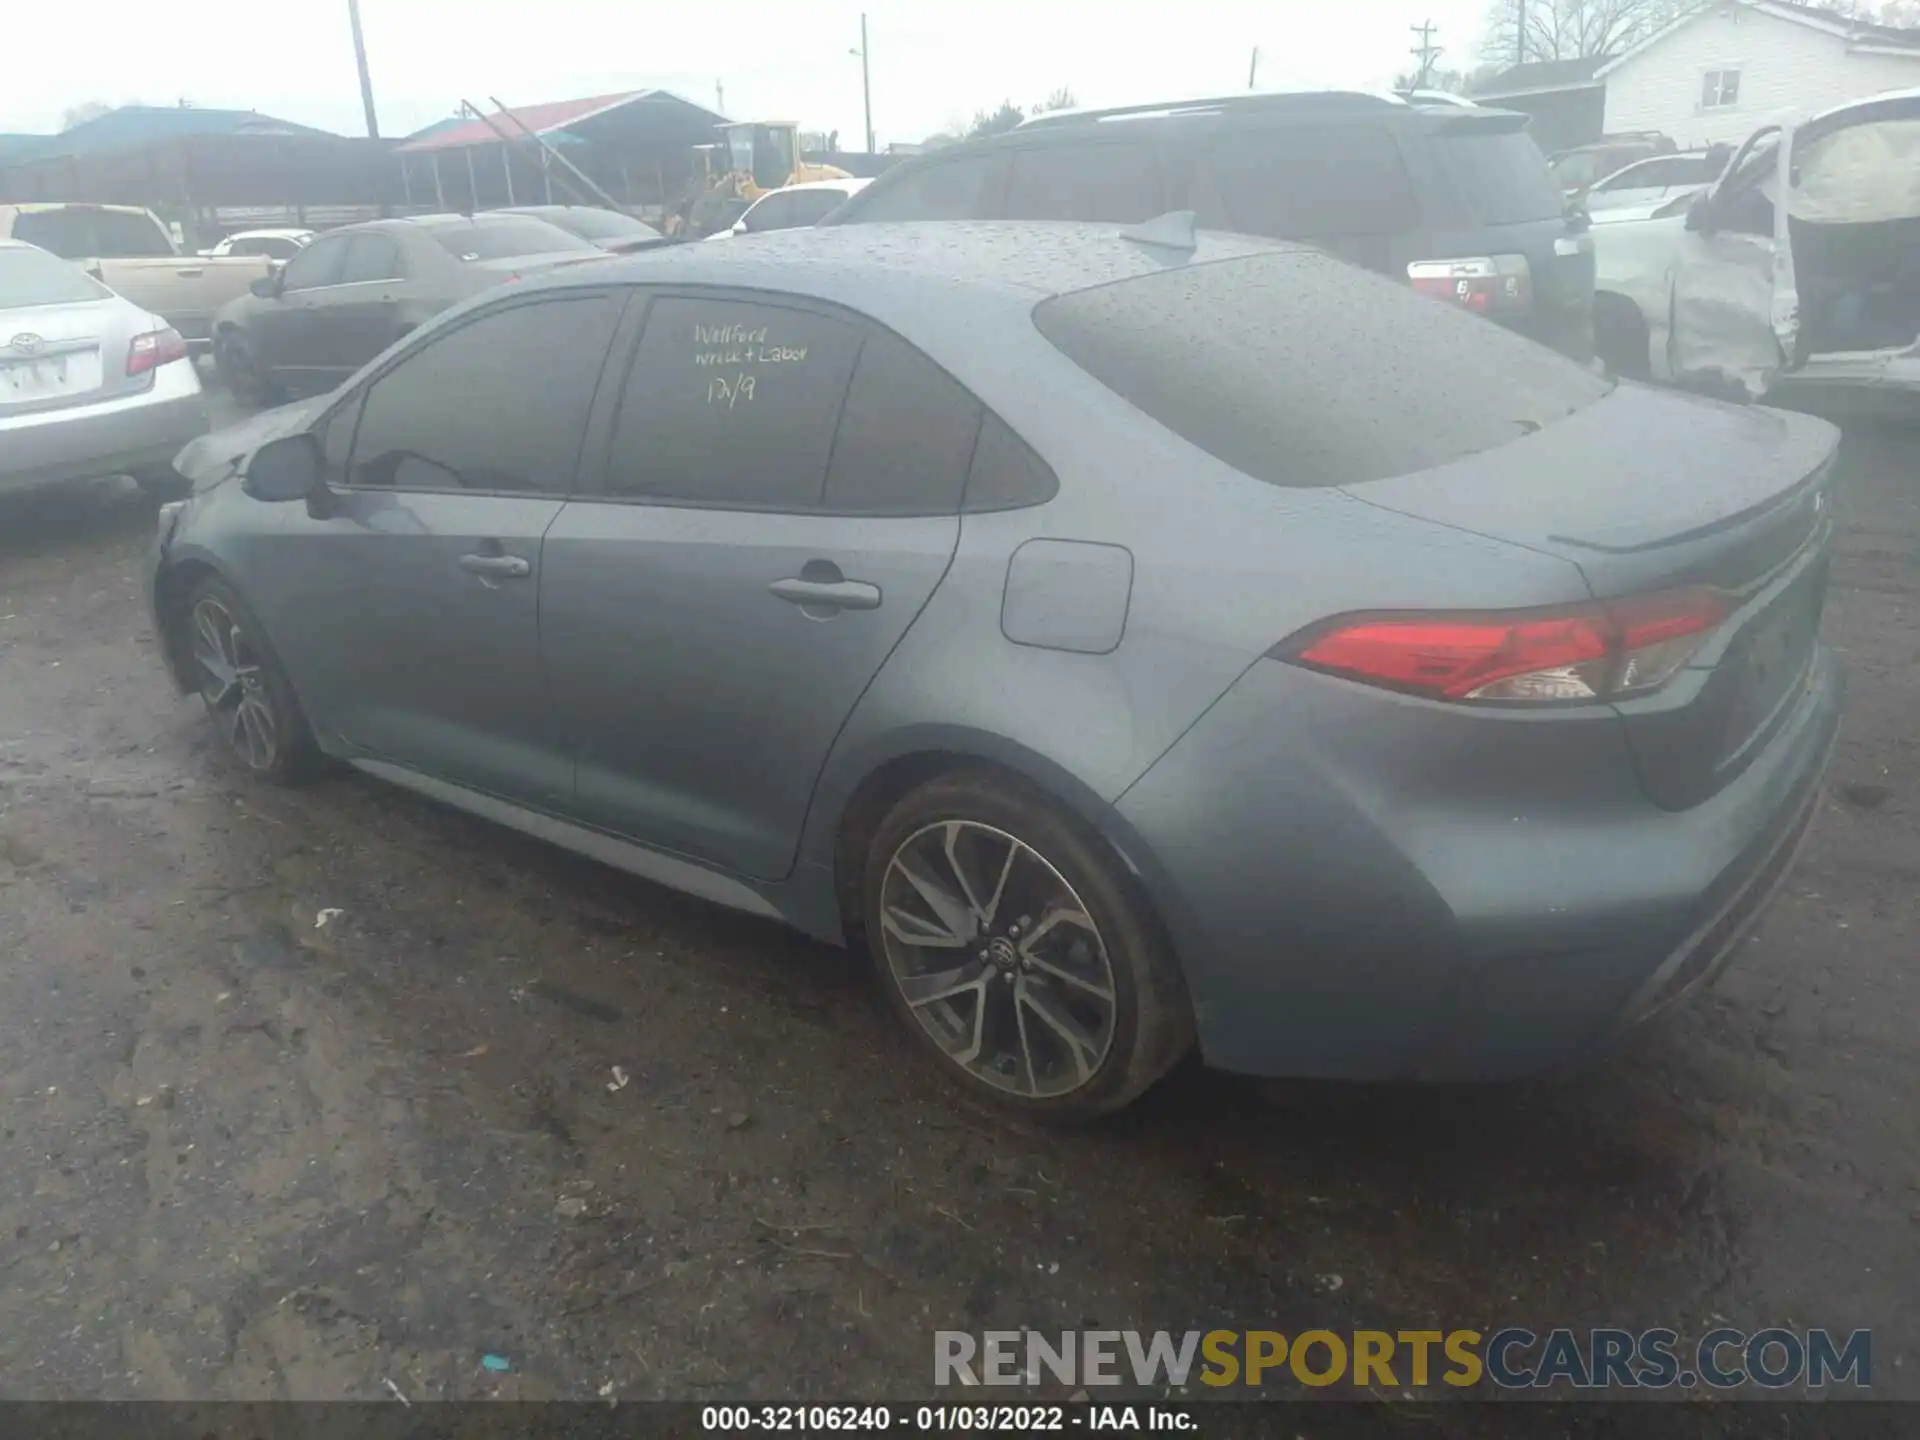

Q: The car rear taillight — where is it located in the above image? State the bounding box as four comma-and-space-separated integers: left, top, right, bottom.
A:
1407, 255, 1532, 315
127, 327, 188, 376
1278, 588, 1730, 704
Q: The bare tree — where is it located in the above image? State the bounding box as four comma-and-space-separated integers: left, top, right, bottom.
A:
60, 101, 115, 130
966, 101, 1026, 138
1035, 87, 1077, 113
1479, 0, 1702, 67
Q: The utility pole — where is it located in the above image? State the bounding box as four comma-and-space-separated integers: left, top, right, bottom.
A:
1409, 20, 1442, 89
1248, 46, 1260, 90
1516, 0, 1528, 64
716, 79, 726, 115
346, 0, 381, 138
852, 14, 874, 153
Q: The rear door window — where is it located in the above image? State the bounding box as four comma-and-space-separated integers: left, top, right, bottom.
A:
1197, 126, 1418, 240
1002, 141, 1167, 223
605, 295, 864, 508
281, 235, 349, 291
822, 332, 982, 514
1429, 125, 1565, 224
843, 153, 1005, 222
1033, 249, 1611, 488
338, 234, 403, 284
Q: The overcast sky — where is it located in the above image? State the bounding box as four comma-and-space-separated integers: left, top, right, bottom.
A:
10, 0, 1496, 144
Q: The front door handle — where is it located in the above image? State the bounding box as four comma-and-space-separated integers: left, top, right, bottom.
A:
459, 552, 531, 581
769, 576, 881, 611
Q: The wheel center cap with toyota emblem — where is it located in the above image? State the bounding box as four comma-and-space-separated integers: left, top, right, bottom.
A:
9, 334, 44, 356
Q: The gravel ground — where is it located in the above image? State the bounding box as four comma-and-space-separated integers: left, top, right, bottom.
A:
0, 390, 1914, 1406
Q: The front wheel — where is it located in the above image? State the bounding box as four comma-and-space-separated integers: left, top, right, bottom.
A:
181, 576, 322, 784
862, 771, 1194, 1119
216, 330, 278, 409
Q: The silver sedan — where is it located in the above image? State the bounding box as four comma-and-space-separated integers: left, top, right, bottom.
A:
0, 238, 209, 498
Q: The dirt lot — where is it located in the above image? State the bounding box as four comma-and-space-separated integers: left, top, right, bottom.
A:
0, 393, 1914, 1407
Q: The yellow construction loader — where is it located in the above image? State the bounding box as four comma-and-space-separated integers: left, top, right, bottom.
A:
671, 121, 851, 238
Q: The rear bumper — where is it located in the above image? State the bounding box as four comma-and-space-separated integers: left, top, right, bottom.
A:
0, 360, 208, 493
1115, 642, 1843, 1081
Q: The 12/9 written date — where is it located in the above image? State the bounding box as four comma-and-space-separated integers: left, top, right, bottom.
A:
701, 1404, 1197, 1431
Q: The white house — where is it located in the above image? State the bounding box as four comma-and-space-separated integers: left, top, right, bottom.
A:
1597, 0, 1920, 145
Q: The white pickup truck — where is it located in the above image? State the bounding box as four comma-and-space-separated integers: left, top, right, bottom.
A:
0, 203, 273, 356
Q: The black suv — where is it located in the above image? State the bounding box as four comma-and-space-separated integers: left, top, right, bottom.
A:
826, 92, 1596, 363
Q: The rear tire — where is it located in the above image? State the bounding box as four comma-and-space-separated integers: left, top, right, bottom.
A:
861, 770, 1194, 1120
1594, 294, 1652, 381
180, 575, 322, 785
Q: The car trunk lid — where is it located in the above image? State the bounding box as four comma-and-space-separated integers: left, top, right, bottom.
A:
0, 300, 118, 416
1345, 384, 1838, 808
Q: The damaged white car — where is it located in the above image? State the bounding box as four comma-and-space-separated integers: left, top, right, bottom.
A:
1592, 87, 1920, 409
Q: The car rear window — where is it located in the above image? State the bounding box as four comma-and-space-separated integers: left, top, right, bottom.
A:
1199, 126, 1419, 239
547, 209, 663, 244
1430, 124, 1565, 224
1032, 249, 1612, 488
430, 220, 598, 261
0, 246, 112, 308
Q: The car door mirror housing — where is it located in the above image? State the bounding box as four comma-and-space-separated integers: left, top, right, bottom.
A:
243, 433, 324, 502
1684, 195, 1714, 233
250, 274, 281, 298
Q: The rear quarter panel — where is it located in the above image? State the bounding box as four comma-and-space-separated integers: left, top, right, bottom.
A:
794, 322, 1595, 917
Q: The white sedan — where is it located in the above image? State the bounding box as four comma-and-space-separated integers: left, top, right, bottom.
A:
200, 228, 314, 262
0, 239, 209, 497
1583, 150, 1725, 213
707, 179, 872, 240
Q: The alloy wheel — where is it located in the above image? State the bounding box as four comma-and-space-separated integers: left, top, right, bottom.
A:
189, 596, 279, 771
877, 820, 1118, 1099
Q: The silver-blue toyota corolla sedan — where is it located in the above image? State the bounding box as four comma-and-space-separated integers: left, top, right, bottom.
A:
146, 222, 1842, 1118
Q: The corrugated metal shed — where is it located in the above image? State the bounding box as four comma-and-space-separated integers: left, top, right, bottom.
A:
5, 106, 332, 166
397, 90, 726, 154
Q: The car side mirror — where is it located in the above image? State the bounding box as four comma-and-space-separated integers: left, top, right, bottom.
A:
1684, 194, 1714, 233
250, 274, 281, 298
242, 434, 323, 502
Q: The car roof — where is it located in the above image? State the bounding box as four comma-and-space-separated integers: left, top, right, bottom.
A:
500, 204, 628, 216
227, 227, 312, 238
758, 178, 872, 196
0, 201, 151, 215
317, 212, 560, 239
520, 219, 1289, 320
888, 94, 1529, 172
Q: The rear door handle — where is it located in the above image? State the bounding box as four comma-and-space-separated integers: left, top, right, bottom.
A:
769, 577, 881, 611
459, 552, 531, 581
176, 267, 205, 278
